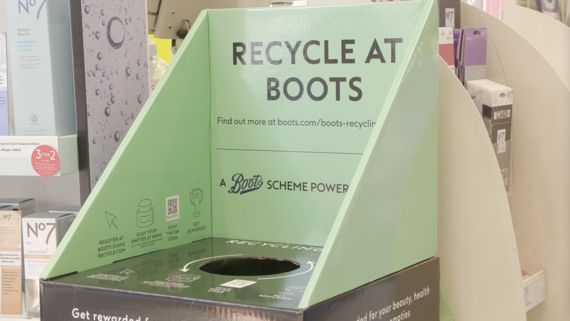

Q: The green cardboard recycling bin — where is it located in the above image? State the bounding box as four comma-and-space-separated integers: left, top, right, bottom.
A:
41, 1, 440, 319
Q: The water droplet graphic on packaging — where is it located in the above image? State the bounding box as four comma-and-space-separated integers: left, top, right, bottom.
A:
136, 73, 139, 80
92, 139, 96, 144
84, 5, 90, 14
109, 84, 113, 90
131, 113, 134, 119
107, 17, 125, 49
114, 131, 120, 142
111, 95, 116, 104
101, 9, 104, 16
88, 112, 91, 117
95, 31, 100, 39
95, 89, 100, 95
102, 72, 106, 77
105, 107, 111, 117
125, 19, 129, 25
125, 119, 129, 125
137, 95, 142, 104
121, 111, 124, 116
93, 71, 96, 76
95, 64, 99, 70
137, 59, 141, 66
126, 67, 131, 77
102, 20, 106, 26
97, 52, 102, 60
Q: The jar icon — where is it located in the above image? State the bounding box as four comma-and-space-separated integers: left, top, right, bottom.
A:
136, 199, 154, 228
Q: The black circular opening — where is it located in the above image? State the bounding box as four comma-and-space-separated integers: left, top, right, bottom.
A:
199, 256, 300, 276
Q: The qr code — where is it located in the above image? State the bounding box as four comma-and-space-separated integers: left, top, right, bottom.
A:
166, 195, 179, 222
220, 279, 256, 288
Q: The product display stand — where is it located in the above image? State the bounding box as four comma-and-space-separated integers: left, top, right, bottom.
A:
502, 5, 570, 91
462, 4, 570, 320
437, 58, 526, 321
40, 2, 442, 320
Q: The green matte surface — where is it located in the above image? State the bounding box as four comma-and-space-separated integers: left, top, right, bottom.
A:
300, 0, 438, 307
208, 3, 424, 247
43, 12, 213, 279
45, 2, 438, 307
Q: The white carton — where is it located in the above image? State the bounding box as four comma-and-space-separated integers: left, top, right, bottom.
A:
5, 0, 76, 136
22, 212, 75, 318
466, 79, 513, 107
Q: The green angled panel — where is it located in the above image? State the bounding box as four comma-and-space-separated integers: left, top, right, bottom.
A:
208, 2, 426, 247
42, 12, 213, 279
300, 0, 438, 307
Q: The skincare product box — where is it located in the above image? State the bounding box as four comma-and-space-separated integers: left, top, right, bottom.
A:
439, 27, 455, 73
0, 135, 78, 176
468, 90, 483, 116
0, 198, 35, 314
0, 198, 36, 215
453, 29, 461, 75
49, 205, 81, 216
439, 1, 461, 28
541, 0, 561, 19
5, 0, 75, 136
483, 104, 512, 125
488, 122, 511, 144
22, 212, 75, 318
495, 141, 512, 192
461, 27, 487, 85
68, 0, 149, 202
0, 33, 8, 136
466, 79, 514, 107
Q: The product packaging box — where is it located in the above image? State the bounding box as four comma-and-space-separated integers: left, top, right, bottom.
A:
0, 198, 35, 314
439, 27, 455, 73
0, 32, 8, 136
468, 90, 483, 115
466, 79, 513, 107
49, 205, 81, 216
69, 0, 150, 203
439, 0, 461, 29
41, 2, 439, 319
0, 135, 78, 176
453, 28, 461, 75
494, 141, 512, 192
0, 198, 36, 215
461, 27, 487, 85
488, 121, 511, 144
23, 212, 75, 318
541, 0, 561, 19
5, 0, 75, 136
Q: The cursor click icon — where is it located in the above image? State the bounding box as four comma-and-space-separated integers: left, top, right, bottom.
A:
105, 211, 118, 229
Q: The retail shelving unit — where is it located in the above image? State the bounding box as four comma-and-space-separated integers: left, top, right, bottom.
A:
462, 3, 570, 320
437, 58, 526, 321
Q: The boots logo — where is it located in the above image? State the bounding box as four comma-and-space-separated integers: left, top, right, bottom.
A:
30, 114, 39, 123
228, 173, 263, 195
